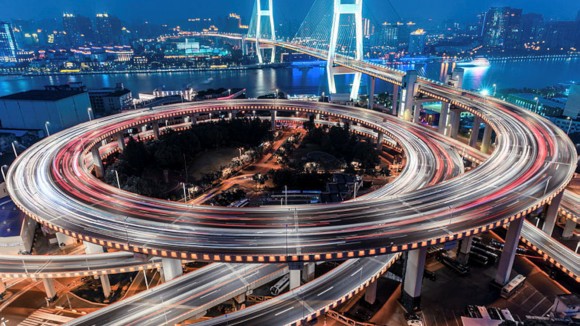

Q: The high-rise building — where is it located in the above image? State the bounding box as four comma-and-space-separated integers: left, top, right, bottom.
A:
0, 22, 18, 63
521, 13, 543, 43
540, 21, 577, 51
374, 22, 399, 48
62, 13, 93, 46
481, 7, 522, 49
95, 13, 122, 45
408, 29, 426, 55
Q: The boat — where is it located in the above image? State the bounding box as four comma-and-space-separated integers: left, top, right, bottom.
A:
456, 57, 490, 67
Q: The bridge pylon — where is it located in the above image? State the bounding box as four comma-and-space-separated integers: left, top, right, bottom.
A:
254, 0, 276, 64
327, 0, 363, 100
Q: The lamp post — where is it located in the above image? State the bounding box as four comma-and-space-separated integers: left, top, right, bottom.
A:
228, 89, 231, 96
87, 107, 93, 121
492, 83, 497, 97
181, 182, 188, 202
566, 117, 573, 135
11, 141, 18, 158
44, 121, 51, 136
112, 169, 121, 189
533, 97, 539, 114
1, 165, 8, 182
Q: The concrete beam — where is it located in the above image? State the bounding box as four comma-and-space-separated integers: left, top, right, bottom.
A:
494, 216, 525, 285
91, 146, 104, 178
456, 236, 473, 265
56, 232, 75, 247
481, 123, 493, 154
401, 247, 427, 312
469, 116, 482, 148
84, 241, 105, 254
438, 102, 449, 135
43, 278, 57, 300
562, 219, 577, 239
542, 192, 564, 236
161, 258, 183, 282
368, 77, 376, 110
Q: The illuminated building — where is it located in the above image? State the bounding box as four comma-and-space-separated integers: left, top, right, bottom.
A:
62, 13, 93, 46
408, 29, 426, 55
95, 13, 122, 45
0, 22, 18, 63
481, 7, 522, 49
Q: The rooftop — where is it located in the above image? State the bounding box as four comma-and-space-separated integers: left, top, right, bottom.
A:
0, 89, 86, 102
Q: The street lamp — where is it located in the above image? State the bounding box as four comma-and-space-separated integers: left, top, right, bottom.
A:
44, 121, 51, 136
566, 117, 573, 135
181, 182, 187, 202
275, 88, 279, 98
87, 107, 93, 121
533, 97, 539, 114
11, 141, 18, 158
112, 169, 121, 189
1, 165, 8, 182
228, 89, 231, 96
492, 83, 497, 97
238, 147, 243, 157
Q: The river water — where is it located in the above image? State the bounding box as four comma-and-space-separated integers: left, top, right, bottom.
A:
1, 56, 578, 98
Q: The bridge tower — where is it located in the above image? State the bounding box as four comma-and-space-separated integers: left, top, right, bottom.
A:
327, 0, 364, 100
254, 0, 276, 64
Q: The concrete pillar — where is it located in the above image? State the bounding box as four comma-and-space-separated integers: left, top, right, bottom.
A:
542, 192, 564, 236
401, 247, 427, 312
302, 262, 315, 283
368, 77, 376, 110
289, 263, 302, 290
0, 279, 6, 295
161, 258, 183, 282
100, 275, 111, 298
392, 84, 400, 116
43, 278, 57, 300
152, 122, 160, 140
456, 236, 473, 265
271, 111, 277, 131
402, 71, 418, 122
55, 232, 75, 247
413, 103, 422, 124
469, 116, 482, 148
376, 132, 384, 150
494, 216, 525, 285
438, 102, 450, 135
91, 146, 104, 178
481, 124, 493, 154
448, 109, 461, 139
365, 280, 377, 305
184, 116, 190, 124
562, 219, 577, 238
117, 133, 125, 152
234, 293, 246, 304
141, 125, 147, 133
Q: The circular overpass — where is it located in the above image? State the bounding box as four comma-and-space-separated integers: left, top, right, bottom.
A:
6, 98, 576, 263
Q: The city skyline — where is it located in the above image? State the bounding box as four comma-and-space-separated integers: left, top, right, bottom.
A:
1, 0, 579, 24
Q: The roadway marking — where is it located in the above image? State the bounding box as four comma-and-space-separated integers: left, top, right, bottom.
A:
274, 306, 294, 316
199, 289, 220, 299
317, 286, 334, 296
350, 267, 362, 277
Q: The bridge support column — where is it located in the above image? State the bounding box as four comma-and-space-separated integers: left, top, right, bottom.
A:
100, 275, 111, 298
562, 219, 577, 238
141, 125, 147, 133
494, 216, 525, 285
438, 102, 450, 135
153, 122, 160, 140
43, 278, 57, 300
481, 124, 493, 154
234, 293, 246, 304
376, 132, 384, 150
302, 262, 315, 283
55, 232, 75, 247
368, 77, 376, 110
271, 111, 277, 131
161, 258, 183, 282
84, 241, 112, 297
469, 116, 481, 148
448, 109, 461, 139
402, 70, 418, 122
392, 84, 400, 116
91, 146, 104, 178
542, 192, 564, 236
365, 279, 378, 305
0, 279, 6, 295
401, 247, 427, 312
255, 0, 276, 64
117, 133, 125, 152
456, 236, 473, 265
413, 103, 422, 124
289, 263, 302, 290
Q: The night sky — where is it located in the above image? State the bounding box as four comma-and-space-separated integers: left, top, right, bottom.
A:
0, 0, 578, 24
